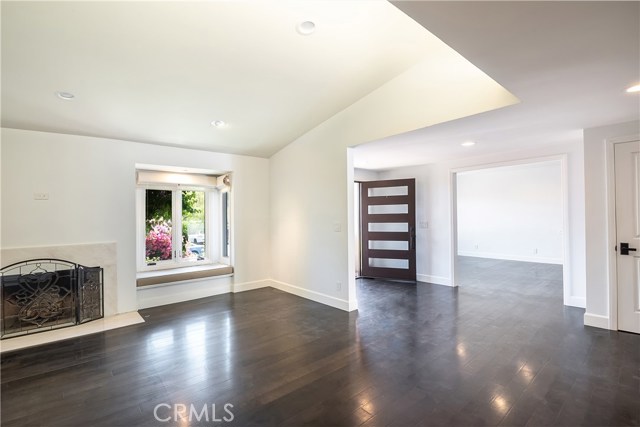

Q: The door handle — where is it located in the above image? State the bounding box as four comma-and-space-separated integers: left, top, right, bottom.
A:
620, 242, 637, 255
409, 226, 416, 250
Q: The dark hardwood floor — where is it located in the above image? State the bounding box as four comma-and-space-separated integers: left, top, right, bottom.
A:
1, 257, 639, 426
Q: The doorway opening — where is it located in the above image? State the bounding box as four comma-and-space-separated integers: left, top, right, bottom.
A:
451, 157, 571, 305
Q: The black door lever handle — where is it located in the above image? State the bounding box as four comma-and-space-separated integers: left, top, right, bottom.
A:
620, 242, 637, 255
409, 226, 416, 250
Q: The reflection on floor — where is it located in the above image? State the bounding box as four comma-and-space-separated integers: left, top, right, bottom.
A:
455, 255, 566, 322
456, 255, 563, 292
1, 259, 639, 426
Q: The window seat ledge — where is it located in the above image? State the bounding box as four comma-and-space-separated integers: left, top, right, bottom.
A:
136, 264, 233, 287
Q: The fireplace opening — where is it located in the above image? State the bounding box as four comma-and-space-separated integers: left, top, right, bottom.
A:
1, 259, 104, 339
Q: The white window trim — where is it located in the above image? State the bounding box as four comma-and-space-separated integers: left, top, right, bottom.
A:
136, 185, 217, 272
220, 187, 231, 265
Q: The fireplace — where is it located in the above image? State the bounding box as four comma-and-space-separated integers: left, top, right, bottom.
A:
1, 259, 103, 339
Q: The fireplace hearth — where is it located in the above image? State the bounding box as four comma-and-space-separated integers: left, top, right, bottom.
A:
1, 259, 103, 339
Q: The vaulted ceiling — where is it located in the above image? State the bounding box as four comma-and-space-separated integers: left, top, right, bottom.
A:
3, 1, 636, 166
1, 0, 512, 158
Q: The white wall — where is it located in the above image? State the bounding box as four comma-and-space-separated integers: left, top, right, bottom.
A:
378, 141, 586, 308
269, 50, 516, 312
354, 168, 379, 182
353, 168, 380, 276
0, 128, 271, 313
456, 161, 563, 264
377, 162, 452, 286
583, 120, 640, 329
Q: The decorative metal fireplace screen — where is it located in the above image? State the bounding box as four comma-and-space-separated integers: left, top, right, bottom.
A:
1, 259, 103, 339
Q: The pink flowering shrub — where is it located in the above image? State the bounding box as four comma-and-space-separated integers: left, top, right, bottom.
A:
145, 219, 172, 261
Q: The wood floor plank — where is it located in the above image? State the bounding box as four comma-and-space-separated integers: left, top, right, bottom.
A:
1, 257, 639, 426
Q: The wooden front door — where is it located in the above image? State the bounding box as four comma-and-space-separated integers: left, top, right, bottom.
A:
360, 179, 416, 281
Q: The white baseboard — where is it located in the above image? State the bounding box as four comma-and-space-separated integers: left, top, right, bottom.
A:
139, 277, 338, 310
457, 251, 563, 265
233, 279, 271, 293
565, 296, 585, 309
268, 280, 350, 311
417, 274, 452, 287
584, 312, 612, 330
137, 278, 232, 309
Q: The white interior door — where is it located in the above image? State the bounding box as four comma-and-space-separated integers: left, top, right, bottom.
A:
615, 140, 640, 334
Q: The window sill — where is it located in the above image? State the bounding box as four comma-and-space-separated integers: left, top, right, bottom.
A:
136, 264, 233, 288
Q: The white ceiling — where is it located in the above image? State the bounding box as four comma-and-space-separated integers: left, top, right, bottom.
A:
355, 1, 640, 170
1, 0, 503, 158
3, 2, 636, 165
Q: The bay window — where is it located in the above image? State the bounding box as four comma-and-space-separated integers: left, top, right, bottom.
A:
136, 169, 231, 272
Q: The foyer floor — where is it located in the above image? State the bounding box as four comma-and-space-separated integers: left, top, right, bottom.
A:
1, 257, 638, 426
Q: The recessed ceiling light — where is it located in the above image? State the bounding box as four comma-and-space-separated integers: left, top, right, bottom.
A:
626, 84, 640, 93
56, 91, 75, 100
297, 21, 316, 35
211, 120, 226, 128
461, 141, 476, 147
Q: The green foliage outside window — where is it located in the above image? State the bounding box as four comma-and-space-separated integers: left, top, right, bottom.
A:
145, 189, 205, 263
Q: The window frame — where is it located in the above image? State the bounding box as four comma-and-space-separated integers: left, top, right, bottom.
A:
220, 188, 231, 264
136, 184, 216, 272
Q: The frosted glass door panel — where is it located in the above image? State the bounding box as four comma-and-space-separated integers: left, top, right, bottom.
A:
368, 204, 409, 214
368, 186, 408, 197
369, 240, 409, 251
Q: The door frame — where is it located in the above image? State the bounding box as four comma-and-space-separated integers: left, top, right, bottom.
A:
605, 135, 640, 331
450, 155, 573, 306
359, 178, 417, 281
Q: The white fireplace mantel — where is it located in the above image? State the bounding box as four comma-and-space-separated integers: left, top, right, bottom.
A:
0, 242, 144, 352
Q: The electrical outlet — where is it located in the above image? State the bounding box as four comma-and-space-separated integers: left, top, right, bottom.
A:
33, 193, 49, 200
336, 281, 342, 291
474, 244, 479, 250
419, 220, 429, 229
333, 222, 341, 232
